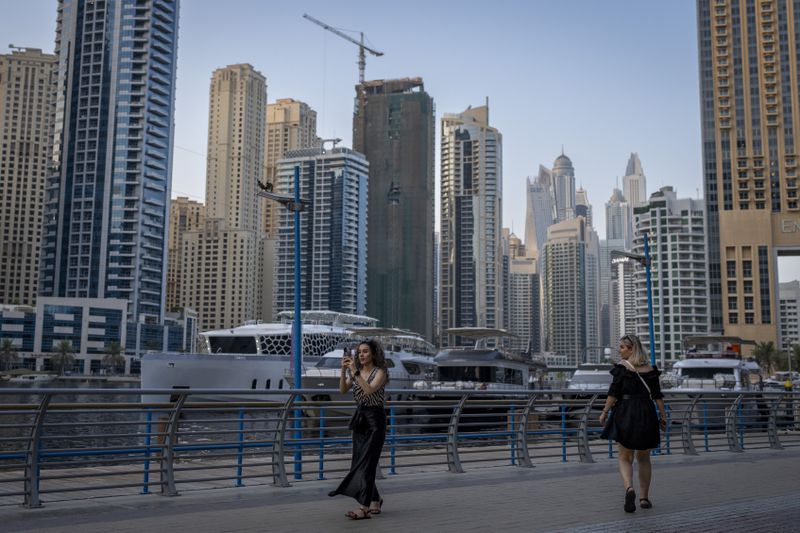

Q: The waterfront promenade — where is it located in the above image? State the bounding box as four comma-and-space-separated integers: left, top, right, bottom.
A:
3, 447, 798, 532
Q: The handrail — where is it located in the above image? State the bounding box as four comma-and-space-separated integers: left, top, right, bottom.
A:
0, 388, 796, 508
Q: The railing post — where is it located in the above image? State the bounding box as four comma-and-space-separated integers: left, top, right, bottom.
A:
577, 394, 597, 463
23, 393, 51, 508
318, 406, 326, 480
560, 404, 567, 462
447, 395, 468, 473
681, 395, 700, 455
768, 395, 784, 450
725, 395, 743, 453
272, 396, 294, 487
514, 394, 537, 468
235, 408, 245, 486
160, 393, 187, 496
142, 409, 153, 494
389, 405, 397, 475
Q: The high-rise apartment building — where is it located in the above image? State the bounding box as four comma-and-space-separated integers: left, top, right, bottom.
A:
166, 197, 205, 311
622, 153, 647, 207
178, 64, 267, 331
632, 186, 709, 364
698, 0, 800, 344
507, 254, 540, 354
605, 187, 632, 247
778, 280, 800, 351
611, 255, 637, 346
524, 166, 556, 259
552, 153, 576, 223
542, 217, 596, 365
273, 147, 369, 316
439, 105, 503, 345
0, 48, 56, 306
263, 98, 318, 237
600, 238, 627, 348
40, 0, 180, 323
353, 78, 435, 340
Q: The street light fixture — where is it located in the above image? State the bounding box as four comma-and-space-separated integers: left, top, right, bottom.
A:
610, 231, 656, 367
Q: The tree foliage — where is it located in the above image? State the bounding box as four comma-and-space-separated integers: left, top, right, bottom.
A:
51, 340, 76, 376
0, 338, 19, 371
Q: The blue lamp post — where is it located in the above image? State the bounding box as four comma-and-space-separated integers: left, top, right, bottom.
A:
611, 232, 656, 367
257, 165, 306, 478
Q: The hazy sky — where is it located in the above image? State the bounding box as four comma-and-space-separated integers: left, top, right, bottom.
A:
5, 0, 799, 279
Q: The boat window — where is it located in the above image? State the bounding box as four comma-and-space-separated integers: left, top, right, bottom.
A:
385, 359, 395, 368
496, 368, 523, 385
209, 336, 258, 354
265, 379, 271, 389
251, 379, 257, 389
278, 379, 284, 389
681, 368, 735, 380
439, 366, 496, 382
316, 357, 343, 369
402, 362, 421, 375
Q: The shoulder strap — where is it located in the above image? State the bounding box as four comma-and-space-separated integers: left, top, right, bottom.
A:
622, 360, 652, 397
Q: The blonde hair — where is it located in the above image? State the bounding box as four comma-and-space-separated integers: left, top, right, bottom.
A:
621, 334, 649, 367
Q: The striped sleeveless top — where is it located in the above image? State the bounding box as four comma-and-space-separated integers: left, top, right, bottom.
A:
350, 367, 385, 407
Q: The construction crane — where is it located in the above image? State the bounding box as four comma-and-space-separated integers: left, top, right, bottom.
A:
303, 13, 383, 84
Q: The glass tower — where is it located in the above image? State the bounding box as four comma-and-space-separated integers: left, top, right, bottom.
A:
40, 0, 180, 323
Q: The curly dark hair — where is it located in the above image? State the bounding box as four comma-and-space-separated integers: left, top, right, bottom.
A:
356, 339, 389, 383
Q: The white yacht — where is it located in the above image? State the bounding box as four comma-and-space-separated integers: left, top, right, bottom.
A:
565, 363, 614, 399
140, 311, 377, 403
666, 336, 759, 392
430, 328, 546, 392
664, 336, 761, 426
294, 327, 437, 404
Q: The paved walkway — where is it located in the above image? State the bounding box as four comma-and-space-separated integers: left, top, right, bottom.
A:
3, 448, 799, 532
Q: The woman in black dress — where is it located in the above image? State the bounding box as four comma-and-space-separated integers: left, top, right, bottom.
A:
329, 339, 388, 520
599, 334, 667, 513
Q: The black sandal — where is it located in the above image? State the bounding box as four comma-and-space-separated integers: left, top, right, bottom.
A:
639, 498, 653, 509
345, 509, 371, 520
624, 487, 636, 513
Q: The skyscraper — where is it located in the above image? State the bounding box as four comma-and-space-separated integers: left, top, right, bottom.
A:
632, 187, 709, 364
507, 254, 540, 354
40, 0, 180, 323
698, 0, 800, 344
166, 197, 205, 312
178, 64, 267, 331
575, 187, 593, 227
605, 187, 632, 247
541, 217, 599, 365
353, 78, 435, 340
0, 48, 56, 306
552, 153, 576, 222
524, 166, 556, 259
264, 98, 318, 237
273, 147, 369, 316
622, 153, 646, 207
439, 105, 503, 345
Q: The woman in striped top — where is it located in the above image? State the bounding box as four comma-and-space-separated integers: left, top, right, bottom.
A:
328, 339, 388, 520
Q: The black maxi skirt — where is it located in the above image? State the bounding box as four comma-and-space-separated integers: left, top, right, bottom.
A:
328, 405, 386, 506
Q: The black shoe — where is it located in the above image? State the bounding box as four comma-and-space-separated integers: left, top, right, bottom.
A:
624, 487, 636, 513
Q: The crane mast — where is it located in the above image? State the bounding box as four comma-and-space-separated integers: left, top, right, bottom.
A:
302, 13, 383, 83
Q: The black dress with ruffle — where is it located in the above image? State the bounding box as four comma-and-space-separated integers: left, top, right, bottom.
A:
602, 364, 663, 450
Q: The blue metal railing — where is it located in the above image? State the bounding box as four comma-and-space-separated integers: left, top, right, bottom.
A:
0, 388, 797, 508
